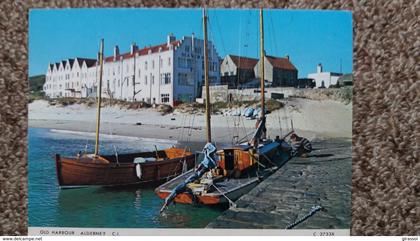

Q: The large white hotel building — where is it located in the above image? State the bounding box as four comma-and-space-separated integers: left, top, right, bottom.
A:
43, 34, 221, 106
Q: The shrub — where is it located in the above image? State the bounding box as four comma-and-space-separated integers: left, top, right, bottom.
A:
157, 104, 173, 115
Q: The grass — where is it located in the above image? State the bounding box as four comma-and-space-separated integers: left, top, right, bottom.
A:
265, 99, 285, 112
173, 99, 284, 114
290, 87, 353, 105
157, 104, 173, 115
40, 95, 285, 114
28, 75, 46, 103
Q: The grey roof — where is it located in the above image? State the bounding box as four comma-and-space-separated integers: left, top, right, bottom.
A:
76, 57, 97, 67
68, 58, 75, 68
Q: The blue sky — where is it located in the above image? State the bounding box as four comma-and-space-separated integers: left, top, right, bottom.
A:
29, 8, 352, 78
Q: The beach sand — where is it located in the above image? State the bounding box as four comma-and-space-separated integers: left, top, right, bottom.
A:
29, 98, 352, 146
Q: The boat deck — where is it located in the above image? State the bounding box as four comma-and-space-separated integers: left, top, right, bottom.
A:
157, 168, 268, 195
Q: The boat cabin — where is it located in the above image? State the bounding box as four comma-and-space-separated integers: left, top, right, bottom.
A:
215, 145, 257, 178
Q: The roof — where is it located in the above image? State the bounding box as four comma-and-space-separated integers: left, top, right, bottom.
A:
76, 58, 97, 67
104, 40, 181, 63
338, 73, 353, 82
84, 59, 97, 67
68, 59, 75, 68
265, 55, 297, 71
228, 55, 258, 69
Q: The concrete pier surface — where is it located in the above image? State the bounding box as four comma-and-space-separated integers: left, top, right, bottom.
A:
207, 139, 351, 229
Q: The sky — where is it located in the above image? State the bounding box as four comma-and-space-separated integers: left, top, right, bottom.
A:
29, 8, 352, 78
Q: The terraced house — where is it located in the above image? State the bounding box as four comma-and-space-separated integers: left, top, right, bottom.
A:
43, 34, 221, 106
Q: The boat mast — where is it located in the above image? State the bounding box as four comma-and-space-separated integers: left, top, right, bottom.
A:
203, 8, 211, 143
259, 8, 266, 139
94, 39, 104, 156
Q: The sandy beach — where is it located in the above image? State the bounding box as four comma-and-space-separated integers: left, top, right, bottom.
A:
29, 98, 351, 146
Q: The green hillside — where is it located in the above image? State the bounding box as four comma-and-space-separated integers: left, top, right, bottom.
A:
29, 75, 45, 92
29, 75, 45, 102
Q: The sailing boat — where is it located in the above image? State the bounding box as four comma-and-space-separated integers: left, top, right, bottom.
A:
55, 39, 195, 188
155, 9, 294, 208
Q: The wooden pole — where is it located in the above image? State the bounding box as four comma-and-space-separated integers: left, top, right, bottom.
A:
94, 39, 104, 156
133, 50, 136, 102
259, 8, 266, 139
203, 8, 211, 143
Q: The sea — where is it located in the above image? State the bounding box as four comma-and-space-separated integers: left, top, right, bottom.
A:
28, 127, 225, 228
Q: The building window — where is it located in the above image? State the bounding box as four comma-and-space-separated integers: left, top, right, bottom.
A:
161, 93, 170, 103
145, 61, 148, 70
195, 47, 201, 54
151, 75, 154, 85
178, 73, 193, 86
159, 58, 163, 68
168, 57, 171, 66
152, 60, 155, 69
161, 73, 171, 85
145, 75, 148, 85
178, 58, 192, 68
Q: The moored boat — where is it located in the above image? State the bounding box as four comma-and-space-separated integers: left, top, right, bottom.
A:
156, 8, 296, 211
56, 147, 195, 188
55, 39, 195, 188
155, 140, 291, 206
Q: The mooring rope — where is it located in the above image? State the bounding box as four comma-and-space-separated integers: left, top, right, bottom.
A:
210, 183, 237, 208
285, 205, 323, 229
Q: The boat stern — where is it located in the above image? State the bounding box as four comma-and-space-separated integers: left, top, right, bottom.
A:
55, 154, 64, 187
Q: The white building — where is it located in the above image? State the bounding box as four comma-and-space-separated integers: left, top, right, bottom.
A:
43, 34, 221, 106
307, 63, 342, 88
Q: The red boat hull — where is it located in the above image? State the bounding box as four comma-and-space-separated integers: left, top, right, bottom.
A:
55, 148, 195, 188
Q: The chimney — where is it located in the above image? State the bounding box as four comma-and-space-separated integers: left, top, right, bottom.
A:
130, 42, 138, 55
113, 45, 119, 59
317, 63, 323, 73
285, 54, 289, 60
167, 33, 175, 46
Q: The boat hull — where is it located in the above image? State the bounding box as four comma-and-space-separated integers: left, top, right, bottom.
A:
155, 140, 292, 206
55, 148, 195, 188
155, 172, 261, 205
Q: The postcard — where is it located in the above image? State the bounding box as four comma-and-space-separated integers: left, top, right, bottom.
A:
28, 8, 352, 236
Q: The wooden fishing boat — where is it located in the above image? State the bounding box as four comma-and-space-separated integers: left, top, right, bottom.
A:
55, 147, 195, 188
156, 8, 296, 210
156, 141, 291, 205
55, 39, 194, 188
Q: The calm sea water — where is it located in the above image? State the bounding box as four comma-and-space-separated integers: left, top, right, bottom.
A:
28, 127, 225, 228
